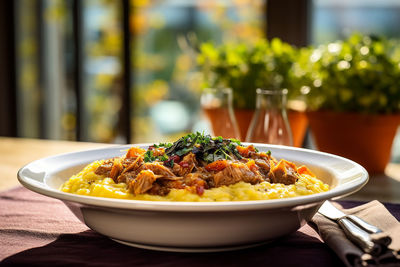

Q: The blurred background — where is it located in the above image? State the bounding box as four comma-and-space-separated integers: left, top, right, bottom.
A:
1, 0, 400, 153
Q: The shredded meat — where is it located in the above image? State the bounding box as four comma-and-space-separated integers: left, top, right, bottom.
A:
143, 178, 186, 196
184, 172, 211, 186
175, 153, 197, 176
130, 170, 157, 195
109, 159, 122, 181
118, 171, 136, 186
122, 157, 136, 168
213, 162, 263, 187
172, 163, 182, 176
142, 162, 175, 177
94, 143, 303, 196
147, 182, 170, 196
124, 156, 144, 174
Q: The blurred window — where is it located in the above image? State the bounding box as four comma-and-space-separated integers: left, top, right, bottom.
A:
132, 1, 265, 142
81, 0, 124, 143
312, 0, 400, 44
14, 0, 266, 143
15, 0, 42, 138
15, 0, 77, 140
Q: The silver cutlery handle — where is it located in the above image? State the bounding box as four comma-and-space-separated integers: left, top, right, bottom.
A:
346, 215, 382, 234
346, 215, 392, 247
338, 217, 382, 256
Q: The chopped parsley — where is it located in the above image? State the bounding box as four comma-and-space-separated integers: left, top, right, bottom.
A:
143, 132, 255, 164
143, 150, 169, 163
152, 142, 173, 149
163, 132, 244, 163
143, 150, 155, 162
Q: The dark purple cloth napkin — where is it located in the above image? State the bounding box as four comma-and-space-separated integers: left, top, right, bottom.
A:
0, 187, 398, 267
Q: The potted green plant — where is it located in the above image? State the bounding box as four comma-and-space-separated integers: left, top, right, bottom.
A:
197, 38, 307, 146
300, 33, 400, 173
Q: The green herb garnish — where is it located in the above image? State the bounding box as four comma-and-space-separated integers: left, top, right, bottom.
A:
162, 132, 244, 163
143, 150, 169, 163
153, 142, 173, 148
143, 150, 155, 163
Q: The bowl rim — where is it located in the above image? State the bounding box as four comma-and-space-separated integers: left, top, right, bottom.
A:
18, 143, 369, 212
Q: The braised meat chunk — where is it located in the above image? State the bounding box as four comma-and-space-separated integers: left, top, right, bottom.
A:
94, 160, 113, 177
268, 160, 299, 185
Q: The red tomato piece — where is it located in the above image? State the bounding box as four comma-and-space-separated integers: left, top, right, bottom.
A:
179, 161, 190, 168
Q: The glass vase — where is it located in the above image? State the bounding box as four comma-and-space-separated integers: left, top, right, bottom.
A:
201, 88, 241, 140
246, 88, 293, 145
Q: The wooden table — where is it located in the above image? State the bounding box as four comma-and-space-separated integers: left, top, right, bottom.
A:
1, 137, 399, 203
0, 137, 112, 191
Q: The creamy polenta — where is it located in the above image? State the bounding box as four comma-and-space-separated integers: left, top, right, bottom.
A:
60, 159, 329, 202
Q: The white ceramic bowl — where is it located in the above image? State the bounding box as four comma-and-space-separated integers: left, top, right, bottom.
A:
18, 144, 368, 252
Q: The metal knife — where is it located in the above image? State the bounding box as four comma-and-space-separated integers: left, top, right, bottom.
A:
318, 201, 387, 256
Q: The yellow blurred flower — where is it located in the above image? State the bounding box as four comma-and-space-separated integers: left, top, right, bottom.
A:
142, 80, 169, 106
20, 42, 37, 58
149, 13, 165, 29
95, 74, 114, 89
104, 34, 122, 55
132, 0, 150, 8
176, 54, 192, 71
91, 123, 113, 142
131, 12, 148, 35
61, 113, 76, 131
44, 0, 65, 22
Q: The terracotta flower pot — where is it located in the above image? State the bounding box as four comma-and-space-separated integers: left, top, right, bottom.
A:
234, 109, 255, 141
288, 110, 308, 147
236, 109, 307, 147
306, 111, 400, 174
202, 107, 240, 139
205, 108, 308, 147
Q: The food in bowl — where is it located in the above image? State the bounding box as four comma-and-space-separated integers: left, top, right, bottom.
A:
60, 133, 329, 201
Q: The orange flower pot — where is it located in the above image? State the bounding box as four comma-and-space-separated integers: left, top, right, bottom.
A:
205, 108, 308, 147
288, 110, 308, 147
234, 109, 255, 141
307, 111, 400, 174
202, 107, 240, 139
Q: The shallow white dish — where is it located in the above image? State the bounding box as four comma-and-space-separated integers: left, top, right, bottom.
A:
18, 144, 368, 252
